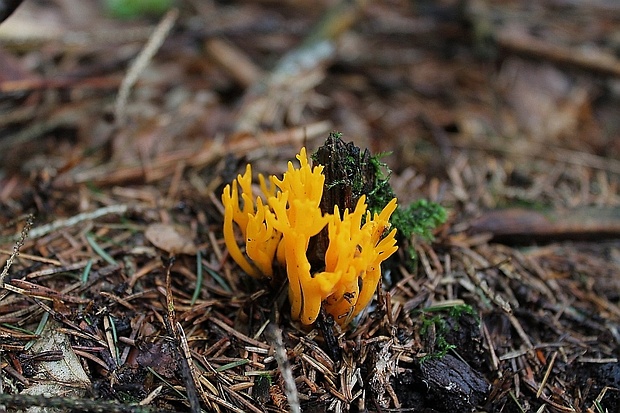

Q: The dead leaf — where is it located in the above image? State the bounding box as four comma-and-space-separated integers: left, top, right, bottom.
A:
145, 223, 197, 255
20, 321, 91, 413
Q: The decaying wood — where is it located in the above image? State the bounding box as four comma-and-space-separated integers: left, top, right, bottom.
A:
469, 206, 620, 242
496, 31, 620, 78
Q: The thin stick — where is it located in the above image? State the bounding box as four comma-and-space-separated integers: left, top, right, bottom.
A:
163, 257, 202, 413
536, 351, 557, 399
0, 214, 33, 287
114, 8, 179, 126
209, 317, 270, 350
0, 250, 61, 266
266, 324, 300, 413
8, 205, 128, 242
0, 393, 175, 413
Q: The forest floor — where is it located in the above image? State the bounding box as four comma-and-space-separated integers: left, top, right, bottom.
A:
0, 1, 619, 412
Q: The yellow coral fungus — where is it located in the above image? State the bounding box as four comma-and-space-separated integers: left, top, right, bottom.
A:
221, 147, 398, 325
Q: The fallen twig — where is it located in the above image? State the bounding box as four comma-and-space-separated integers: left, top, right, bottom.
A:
115, 8, 179, 127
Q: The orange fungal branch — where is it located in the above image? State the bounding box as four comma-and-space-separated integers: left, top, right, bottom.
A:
221, 147, 398, 325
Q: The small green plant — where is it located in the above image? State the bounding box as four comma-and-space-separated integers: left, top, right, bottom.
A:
105, 0, 173, 19
419, 314, 456, 362
417, 304, 475, 362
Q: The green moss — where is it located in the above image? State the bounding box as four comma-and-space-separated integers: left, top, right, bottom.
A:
391, 199, 447, 242
366, 152, 396, 216
390, 199, 447, 270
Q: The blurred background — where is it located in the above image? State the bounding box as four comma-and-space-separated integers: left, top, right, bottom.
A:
0, 0, 618, 214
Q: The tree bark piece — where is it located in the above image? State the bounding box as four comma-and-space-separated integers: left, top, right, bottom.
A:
469, 207, 620, 243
